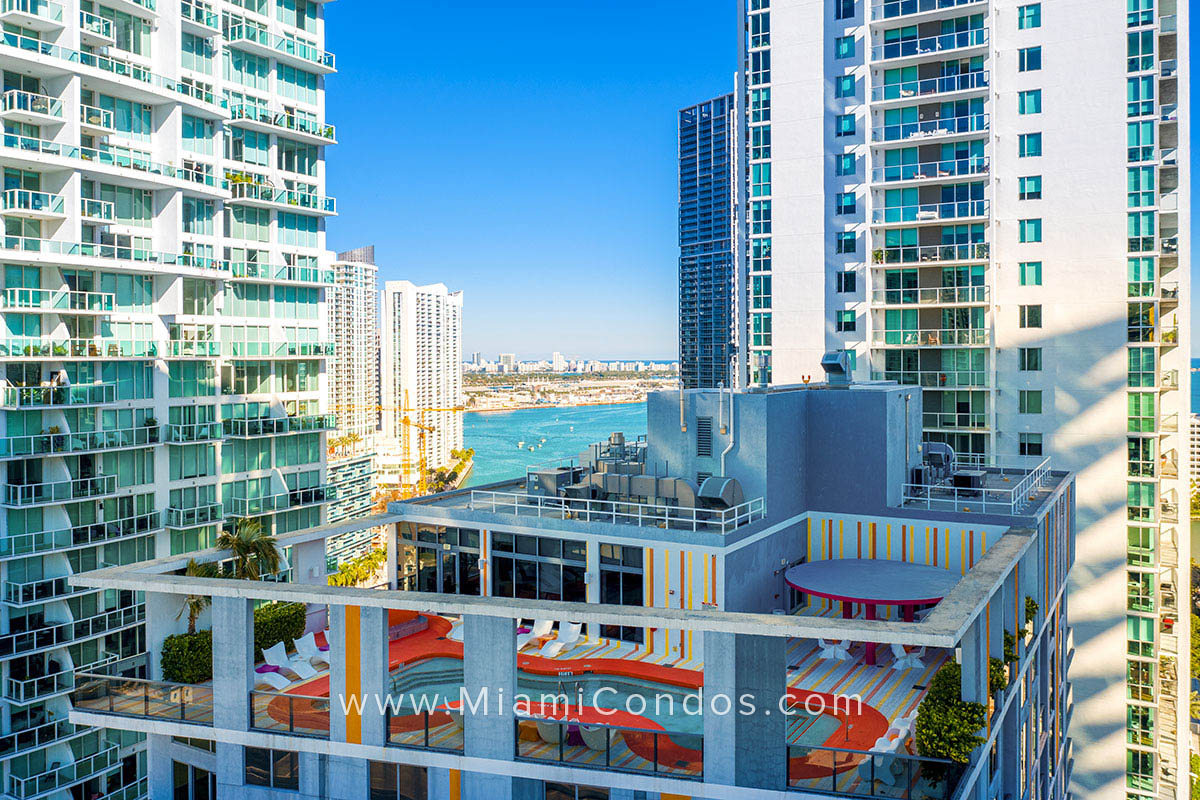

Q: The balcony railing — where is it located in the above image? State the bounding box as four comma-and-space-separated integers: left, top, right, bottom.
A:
872, 200, 988, 224
228, 181, 336, 213
515, 717, 701, 780
229, 261, 335, 284
180, 0, 216, 28
3, 575, 77, 606
2, 475, 118, 507
222, 414, 337, 437
870, 28, 987, 62
78, 10, 113, 41
165, 339, 219, 358
923, 411, 987, 429
873, 242, 989, 264
1, 132, 222, 188
903, 455, 1051, 516
0, 0, 64, 24
81, 197, 116, 221
3, 670, 72, 705
165, 503, 222, 529
79, 102, 114, 131
0, 604, 143, 658
73, 673, 214, 726
468, 489, 765, 534
0, 88, 62, 118
871, 328, 989, 346
872, 157, 989, 184
1, 188, 64, 216
872, 70, 988, 103
166, 421, 222, 443
250, 691, 329, 738
0, 511, 159, 559
871, 0, 985, 20
7, 744, 120, 799
1, 287, 113, 312
228, 103, 335, 141
1161, 103, 1178, 122
0, 337, 159, 359
385, 708, 464, 752
870, 286, 987, 305
786, 743, 963, 800
0, 382, 116, 408
0, 718, 76, 759
223, 486, 335, 517
871, 369, 989, 388
226, 24, 335, 70
873, 113, 989, 143
0, 425, 159, 458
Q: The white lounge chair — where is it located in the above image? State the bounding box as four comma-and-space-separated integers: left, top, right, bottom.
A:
447, 623, 464, 642
294, 632, 330, 668
889, 713, 917, 742
263, 642, 317, 680
517, 620, 554, 651
890, 643, 925, 671
580, 725, 608, 751
857, 734, 903, 786
818, 639, 851, 661
536, 720, 562, 744
254, 670, 293, 691
538, 622, 583, 658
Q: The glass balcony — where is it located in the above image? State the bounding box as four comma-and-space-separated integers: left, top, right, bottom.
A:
870, 285, 988, 305
0, 719, 76, 759
3, 574, 77, 606
0, 235, 227, 273
228, 103, 335, 142
72, 674, 213, 726
0, 0, 64, 26
166, 421, 222, 443
180, 0, 216, 29
273, 341, 336, 357
228, 181, 337, 214
871, 328, 989, 346
872, 70, 988, 102
869, 28, 987, 62
251, 690, 329, 739
923, 411, 988, 430
515, 717, 701, 780
165, 503, 223, 529
7, 744, 121, 799
0, 382, 116, 408
1, 287, 113, 312
79, 102, 115, 134
871, 0, 985, 20
1, 188, 65, 218
223, 414, 337, 437
1, 132, 222, 189
872, 113, 989, 143
229, 261, 335, 284
0, 511, 160, 559
78, 9, 113, 43
226, 24, 335, 72
81, 197, 116, 221
787, 743, 963, 800
870, 368, 989, 388
871, 156, 988, 184
872, 199, 988, 224
2, 475, 118, 507
0, 604, 143, 658
872, 242, 989, 264
3, 670, 72, 705
0, 88, 61, 119
1160, 103, 1178, 122
223, 485, 335, 517
0, 424, 159, 458
164, 339, 218, 358
0, 337, 158, 359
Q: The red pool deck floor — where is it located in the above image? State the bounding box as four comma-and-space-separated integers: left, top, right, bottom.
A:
270, 615, 890, 776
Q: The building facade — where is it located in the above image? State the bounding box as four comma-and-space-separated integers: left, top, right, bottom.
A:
736, 0, 1190, 795
678, 94, 737, 390
329, 245, 379, 444
0, 0, 338, 795
379, 281, 463, 489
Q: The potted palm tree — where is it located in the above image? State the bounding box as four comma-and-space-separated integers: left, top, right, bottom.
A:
217, 517, 282, 580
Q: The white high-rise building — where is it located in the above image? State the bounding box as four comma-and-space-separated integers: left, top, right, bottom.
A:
380, 281, 463, 487
330, 246, 379, 444
737, 0, 1190, 796
0, 0, 339, 794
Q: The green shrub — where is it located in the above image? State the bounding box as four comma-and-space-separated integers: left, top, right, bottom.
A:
1003, 630, 1018, 664
915, 662, 988, 778
254, 601, 306, 662
161, 630, 213, 684
988, 657, 1008, 694
1024, 596, 1039, 627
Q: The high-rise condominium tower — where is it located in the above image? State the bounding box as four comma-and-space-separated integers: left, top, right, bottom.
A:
379, 281, 463, 488
0, 0, 337, 794
330, 246, 379, 444
737, 0, 1190, 795
678, 93, 737, 389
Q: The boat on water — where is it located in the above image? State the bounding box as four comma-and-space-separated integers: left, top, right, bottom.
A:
517, 441, 524, 448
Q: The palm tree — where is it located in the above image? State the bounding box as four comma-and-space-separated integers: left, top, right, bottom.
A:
216, 517, 282, 580
177, 559, 218, 634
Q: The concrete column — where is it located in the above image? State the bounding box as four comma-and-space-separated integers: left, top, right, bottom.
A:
958, 615, 990, 799
211, 595, 254, 731
359, 605, 389, 746
214, 741, 246, 796
328, 604, 347, 742
385, 522, 399, 589
145, 590, 180, 680
291, 538, 327, 586
461, 614, 517, 800
585, 538, 600, 640
703, 631, 787, 790
326, 755, 370, 800
146, 734, 175, 799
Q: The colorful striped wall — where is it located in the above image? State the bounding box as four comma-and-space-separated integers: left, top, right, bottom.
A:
804, 514, 1008, 573
641, 545, 721, 665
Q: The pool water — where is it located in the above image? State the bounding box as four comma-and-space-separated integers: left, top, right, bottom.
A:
388, 657, 842, 744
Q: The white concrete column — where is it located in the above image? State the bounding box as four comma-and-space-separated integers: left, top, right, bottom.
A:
211, 595, 254, 731
385, 522, 400, 589
461, 614, 517, 800
145, 589, 180, 680
328, 603, 347, 743
359, 605, 389, 747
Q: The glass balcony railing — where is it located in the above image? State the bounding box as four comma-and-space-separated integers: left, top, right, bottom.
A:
223, 414, 337, 437
228, 181, 337, 213
0, 424, 159, 458
0, 382, 116, 408
0, 235, 228, 273
180, 0, 216, 28
81, 197, 116, 220
1, 287, 114, 312
872, 113, 989, 143
0, 511, 159, 559
1, 132, 222, 188
165, 421, 222, 443
3, 670, 72, 705
226, 24, 335, 70
872, 199, 989, 224
870, 285, 988, 305
79, 102, 114, 131
79, 9, 113, 40
1, 189, 64, 216
514, 717, 701, 780
0, 88, 62, 118
871, 156, 989, 184
2, 475, 118, 507
871, 70, 988, 102
3, 574, 77, 606
250, 691, 329, 738
786, 744, 963, 800
0, 719, 76, 759
871, 0, 985, 21
0, 337, 159, 359
870, 369, 989, 388
0, 0, 64, 24
870, 28, 987, 61
0, 604, 143, 658
872, 242, 989, 264
871, 328, 990, 346
7, 744, 121, 799
229, 261, 335, 284
228, 103, 335, 141
72, 674, 213, 726
165, 339, 219, 358
223, 485, 335, 517
165, 503, 222, 529
923, 411, 987, 429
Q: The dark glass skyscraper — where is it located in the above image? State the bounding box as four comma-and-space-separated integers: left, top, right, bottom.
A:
678, 94, 736, 389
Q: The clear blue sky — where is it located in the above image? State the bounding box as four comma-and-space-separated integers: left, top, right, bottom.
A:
326, 3, 1197, 360
324, 1, 737, 361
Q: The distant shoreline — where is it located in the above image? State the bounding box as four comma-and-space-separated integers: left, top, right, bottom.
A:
465, 400, 645, 415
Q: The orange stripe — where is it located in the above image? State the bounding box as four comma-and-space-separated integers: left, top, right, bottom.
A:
344, 605, 362, 744
449, 769, 461, 800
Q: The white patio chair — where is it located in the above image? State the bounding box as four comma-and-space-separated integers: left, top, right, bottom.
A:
580, 725, 608, 751
263, 641, 317, 680
857, 734, 903, 787
536, 720, 562, 744
294, 632, 330, 668
818, 639, 851, 660
890, 643, 924, 671
254, 670, 293, 691
538, 622, 583, 658
517, 619, 553, 651
447, 623, 464, 642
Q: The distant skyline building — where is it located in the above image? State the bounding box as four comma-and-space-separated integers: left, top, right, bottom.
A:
380, 281, 464, 487
678, 93, 737, 389
330, 247, 381, 444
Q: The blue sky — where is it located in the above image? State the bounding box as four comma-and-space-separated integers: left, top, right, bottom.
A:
327, 3, 1197, 360
324, 1, 737, 361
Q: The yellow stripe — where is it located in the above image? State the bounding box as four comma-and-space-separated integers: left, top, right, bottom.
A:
344, 605, 362, 744
886, 524, 892, 560
960, 530, 967, 575
450, 769, 461, 800
838, 519, 844, 558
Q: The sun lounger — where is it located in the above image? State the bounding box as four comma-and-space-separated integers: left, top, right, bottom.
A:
537, 622, 583, 658
254, 669, 293, 691
517, 619, 553, 651
294, 632, 330, 668
263, 641, 317, 680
